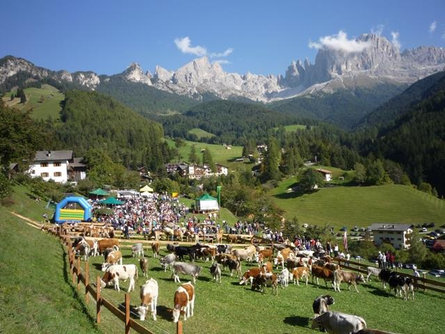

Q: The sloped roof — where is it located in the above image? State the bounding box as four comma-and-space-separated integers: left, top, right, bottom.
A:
196, 193, 217, 201
369, 223, 412, 232
34, 150, 73, 162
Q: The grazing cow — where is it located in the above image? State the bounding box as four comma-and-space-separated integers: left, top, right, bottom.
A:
232, 245, 256, 262
292, 267, 311, 286
366, 267, 382, 282
223, 258, 242, 278
334, 270, 365, 293
171, 262, 202, 284
312, 265, 335, 289
97, 239, 120, 254
240, 267, 263, 286
101, 248, 123, 271
100, 264, 137, 292
385, 272, 415, 300
251, 272, 278, 295
160, 253, 176, 272
311, 311, 367, 334
136, 278, 158, 321
152, 242, 160, 258
172, 282, 195, 323
255, 248, 274, 264
262, 261, 273, 274
174, 246, 193, 261
210, 262, 222, 283
278, 268, 290, 288
312, 295, 335, 315
166, 243, 177, 253
132, 243, 144, 258
140, 257, 148, 277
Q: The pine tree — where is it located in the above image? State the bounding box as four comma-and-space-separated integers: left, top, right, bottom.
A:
189, 145, 199, 164
202, 148, 216, 172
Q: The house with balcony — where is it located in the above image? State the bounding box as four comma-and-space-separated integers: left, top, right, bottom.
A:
369, 223, 413, 249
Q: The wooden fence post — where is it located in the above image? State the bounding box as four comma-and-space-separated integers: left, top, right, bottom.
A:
176, 320, 183, 334
125, 293, 131, 334
96, 276, 101, 324
85, 261, 89, 303
76, 257, 81, 290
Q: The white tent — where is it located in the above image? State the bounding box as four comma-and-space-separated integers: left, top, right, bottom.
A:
139, 185, 153, 192
140, 191, 153, 198
195, 193, 219, 211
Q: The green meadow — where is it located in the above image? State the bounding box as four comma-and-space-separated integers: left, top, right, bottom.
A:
187, 128, 215, 140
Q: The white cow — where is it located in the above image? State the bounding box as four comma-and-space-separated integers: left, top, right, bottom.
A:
136, 278, 158, 321
100, 264, 137, 292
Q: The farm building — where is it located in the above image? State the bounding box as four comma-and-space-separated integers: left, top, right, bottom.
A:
316, 168, 332, 182
28, 150, 86, 183
369, 223, 413, 249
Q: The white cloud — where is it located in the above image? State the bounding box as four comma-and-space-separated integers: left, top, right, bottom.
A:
430, 21, 437, 33
391, 31, 401, 49
174, 36, 233, 60
308, 30, 371, 53
371, 24, 384, 36
174, 37, 207, 56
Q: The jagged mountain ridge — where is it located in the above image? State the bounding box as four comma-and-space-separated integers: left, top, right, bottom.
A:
1, 33, 445, 102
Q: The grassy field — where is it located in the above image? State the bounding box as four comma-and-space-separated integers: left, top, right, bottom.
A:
2, 84, 64, 120
187, 128, 215, 140
271, 180, 445, 230
0, 209, 101, 334
166, 139, 245, 170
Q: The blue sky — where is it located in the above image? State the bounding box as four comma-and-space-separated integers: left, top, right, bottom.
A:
1, 0, 444, 76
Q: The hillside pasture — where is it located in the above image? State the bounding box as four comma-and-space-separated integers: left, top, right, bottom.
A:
187, 128, 215, 140
272, 182, 445, 230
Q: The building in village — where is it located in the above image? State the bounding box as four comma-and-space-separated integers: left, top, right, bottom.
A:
28, 150, 86, 183
165, 162, 228, 180
369, 223, 413, 249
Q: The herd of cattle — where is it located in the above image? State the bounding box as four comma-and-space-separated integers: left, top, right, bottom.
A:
71, 237, 415, 333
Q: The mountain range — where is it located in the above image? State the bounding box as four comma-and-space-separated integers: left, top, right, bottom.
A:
1, 33, 445, 104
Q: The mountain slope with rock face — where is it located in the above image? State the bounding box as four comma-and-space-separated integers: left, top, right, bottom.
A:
1, 34, 445, 105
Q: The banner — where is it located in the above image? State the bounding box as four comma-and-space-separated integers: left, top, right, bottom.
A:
343, 230, 348, 252
172, 192, 179, 198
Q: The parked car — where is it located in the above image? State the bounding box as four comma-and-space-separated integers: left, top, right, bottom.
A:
340, 226, 347, 231
428, 269, 445, 278
421, 227, 428, 232
404, 263, 417, 270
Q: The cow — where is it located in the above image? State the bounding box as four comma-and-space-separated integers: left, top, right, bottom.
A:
100, 264, 137, 292
262, 261, 273, 274
172, 282, 195, 323
216, 244, 231, 254
240, 267, 264, 286
174, 246, 193, 261
278, 268, 290, 288
255, 248, 274, 264
101, 247, 123, 271
232, 245, 256, 262
135, 278, 158, 321
311, 311, 367, 334
366, 267, 382, 282
97, 239, 120, 254
201, 246, 217, 262
291, 267, 311, 286
382, 271, 415, 300
160, 253, 176, 272
166, 243, 177, 253
312, 265, 335, 289
224, 258, 242, 278
75, 240, 91, 261
251, 272, 278, 295
132, 243, 144, 258
140, 257, 148, 277
312, 295, 335, 316
152, 242, 160, 258
171, 262, 202, 284
210, 262, 222, 283
334, 270, 365, 293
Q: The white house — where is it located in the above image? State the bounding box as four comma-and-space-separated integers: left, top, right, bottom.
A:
28, 150, 86, 183
369, 223, 413, 250
316, 168, 332, 182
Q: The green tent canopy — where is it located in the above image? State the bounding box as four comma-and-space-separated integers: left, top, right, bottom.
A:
100, 197, 124, 205
89, 188, 109, 196
195, 193, 219, 211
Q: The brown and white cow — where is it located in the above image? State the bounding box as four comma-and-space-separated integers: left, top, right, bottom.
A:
97, 238, 120, 254
100, 264, 137, 292
255, 248, 274, 264
311, 265, 335, 289
334, 270, 365, 293
101, 247, 122, 271
151, 242, 160, 258
239, 267, 263, 286
172, 282, 195, 323
292, 267, 311, 286
136, 278, 158, 321
140, 257, 149, 277
251, 272, 278, 295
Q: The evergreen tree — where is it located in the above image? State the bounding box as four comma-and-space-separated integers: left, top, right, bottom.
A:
299, 168, 324, 193
261, 137, 281, 181
354, 162, 366, 185
202, 148, 216, 172
189, 145, 200, 164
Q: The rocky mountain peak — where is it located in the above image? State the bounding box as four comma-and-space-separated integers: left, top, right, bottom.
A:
120, 62, 152, 85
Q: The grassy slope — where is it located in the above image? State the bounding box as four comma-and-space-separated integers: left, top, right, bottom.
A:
0, 209, 100, 334
272, 181, 445, 229
187, 128, 215, 139
2, 84, 64, 120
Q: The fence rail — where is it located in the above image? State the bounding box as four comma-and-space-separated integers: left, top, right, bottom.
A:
58, 232, 182, 334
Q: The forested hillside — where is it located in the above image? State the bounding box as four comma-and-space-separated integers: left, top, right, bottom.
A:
54, 90, 173, 170
160, 100, 307, 145
270, 84, 406, 129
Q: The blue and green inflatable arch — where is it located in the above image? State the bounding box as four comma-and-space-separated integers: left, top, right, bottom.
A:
54, 196, 92, 224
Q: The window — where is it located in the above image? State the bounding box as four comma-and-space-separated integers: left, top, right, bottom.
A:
54, 162, 61, 167
41, 172, 49, 177
40, 163, 48, 167
31, 170, 35, 174
54, 172, 62, 177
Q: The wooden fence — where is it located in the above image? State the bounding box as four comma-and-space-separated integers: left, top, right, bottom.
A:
58, 233, 183, 334
333, 257, 445, 294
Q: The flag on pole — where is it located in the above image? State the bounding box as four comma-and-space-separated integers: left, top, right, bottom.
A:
343, 230, 348, 252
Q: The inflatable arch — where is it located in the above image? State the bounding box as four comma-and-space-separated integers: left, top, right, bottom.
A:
54, 196, 92, 224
